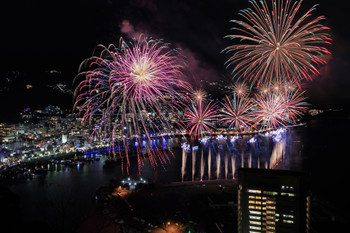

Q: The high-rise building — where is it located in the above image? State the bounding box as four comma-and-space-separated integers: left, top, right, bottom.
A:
238, 168, 310, 233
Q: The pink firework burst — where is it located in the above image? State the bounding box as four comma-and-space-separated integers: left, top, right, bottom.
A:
233, 82, 249, 97
219, 94, 253, 131
224, 0, 332, 88
283, 89, 308, 124
74, 36, 192, 173
252, 89, 308, 129
184, 100, 219, 139
252, 93, 288, 129
192, 88, 207, 104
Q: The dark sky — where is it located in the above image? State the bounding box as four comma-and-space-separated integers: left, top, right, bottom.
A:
0, 0, 349, 121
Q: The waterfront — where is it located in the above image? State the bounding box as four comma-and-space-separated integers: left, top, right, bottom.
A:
1, 111, 349, 232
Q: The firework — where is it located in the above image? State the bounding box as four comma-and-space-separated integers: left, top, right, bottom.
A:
252, 93, 288, 129
224, 0, 331, 88
258, 83, 270, 95
282, 81, 297, 93
200, 137, 210, 145
184, 99, 219, 139
192, 88, 207, 104
258, 80, 297, 95
216, 134, 226, 141
181, 142, 191, 153
283, 89, 308, 124
252, 90, 308, 129
271, 82, 282, 93
248, 137, 257, 144
74, 36, 191, 173
230, 135, 239, 144
219, 94, 253, 131
233, 82, 249, 97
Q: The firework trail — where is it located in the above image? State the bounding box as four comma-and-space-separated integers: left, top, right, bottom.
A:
219, 94, 253, 131
224, 0, 331, 88
74, 36, 191, 173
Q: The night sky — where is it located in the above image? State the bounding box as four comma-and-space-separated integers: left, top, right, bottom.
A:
1, 0, 349, 122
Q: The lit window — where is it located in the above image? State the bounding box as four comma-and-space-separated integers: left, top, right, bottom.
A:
281, 192, 295, 196
249, 205, 262, 210
249, 210, 261, 215
249, 226, 261, 230
248, 189, 261, 194
250, 215, 261, 220
250, 221, 261, 225
282, 185, 294, 190
263, 191, 278, 196
249, 200, 262, 204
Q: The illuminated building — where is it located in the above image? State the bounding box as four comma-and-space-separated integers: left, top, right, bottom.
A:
238, 168, 310, 233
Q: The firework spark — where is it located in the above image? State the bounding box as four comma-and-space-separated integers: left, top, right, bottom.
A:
224, 0, 332, 88
74, 36, 191, 173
